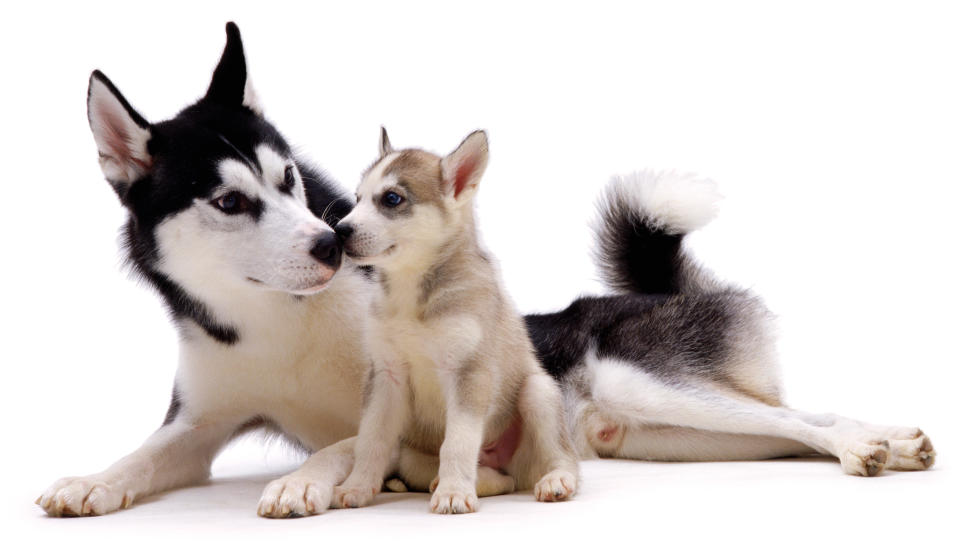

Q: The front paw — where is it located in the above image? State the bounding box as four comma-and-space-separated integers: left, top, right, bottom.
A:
331, 483, 378, 509
430, 481, 478, 514
37, 476, 133, 517
257, 474, 333, 518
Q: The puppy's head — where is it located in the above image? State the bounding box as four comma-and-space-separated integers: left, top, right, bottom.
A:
336, 128, 488, 267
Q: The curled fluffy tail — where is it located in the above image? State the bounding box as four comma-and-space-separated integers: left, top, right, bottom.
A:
593, 170, 721, 295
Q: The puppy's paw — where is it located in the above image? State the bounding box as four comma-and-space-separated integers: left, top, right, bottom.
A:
839, 440, 890, 477
430, 481, 478, 514
534, 469, 577, 502
257, 474, 332, 518
887, 431, 936, 471
37, 476, 133, 517
331, 483, 378, 509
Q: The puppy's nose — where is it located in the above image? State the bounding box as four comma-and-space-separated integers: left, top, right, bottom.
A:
335, 222, 354, 240
310, 232, 342, 268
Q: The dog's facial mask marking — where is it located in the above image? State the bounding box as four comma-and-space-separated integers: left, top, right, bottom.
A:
336, 129, 489, 266
87, 23, 341, 304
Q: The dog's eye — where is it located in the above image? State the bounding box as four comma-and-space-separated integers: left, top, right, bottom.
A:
282, 166, 296, 191
213, 191, 252, 215
381, 191, 404, 208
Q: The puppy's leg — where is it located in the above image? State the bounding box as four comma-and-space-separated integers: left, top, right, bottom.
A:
331, 361, 408, 509
430, 362, 493, 514
38, 415, 237, 516
257, 437, 355, 518
515, 371, 579, 501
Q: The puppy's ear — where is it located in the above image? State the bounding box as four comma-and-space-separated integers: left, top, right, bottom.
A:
441, 130, 488, 200
204, 22, 263, 115
379, 126, 393, 158
87, 70, 153, 201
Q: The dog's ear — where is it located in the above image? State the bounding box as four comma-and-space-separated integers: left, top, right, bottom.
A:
203, 22, 262, 115
379, 126, 393, 158
441, 130, 488, 200
87, 70, 153, 200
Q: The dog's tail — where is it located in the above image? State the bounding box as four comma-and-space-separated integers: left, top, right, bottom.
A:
593, 170, 721, 295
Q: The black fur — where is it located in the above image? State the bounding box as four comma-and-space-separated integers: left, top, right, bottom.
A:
162, 386, 182, 426
526, 181, 751, 385
97, 23, 350, 345
526, 291, 748, 383
594, 189, 687, 295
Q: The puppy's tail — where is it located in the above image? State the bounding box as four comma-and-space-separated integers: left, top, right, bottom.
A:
593, 170, 721, 295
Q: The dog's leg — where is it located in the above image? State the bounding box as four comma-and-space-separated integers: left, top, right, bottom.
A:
331, 360, 408, 509
37, 417, 236, 516
257, 437, 356, 518
589, 366, 934, 476
514, 371, 579, 501
430, 404, 485, 514
609, 425, 815, 461
402, 448, 516, 497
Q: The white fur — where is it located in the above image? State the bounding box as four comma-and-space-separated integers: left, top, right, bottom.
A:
603, 170, 721, 234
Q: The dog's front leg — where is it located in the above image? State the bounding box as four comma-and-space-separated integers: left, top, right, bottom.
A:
257, 436, 356, 518
430, 360, 492, 514
330, 359, 408, 509
37, 417, 237, 516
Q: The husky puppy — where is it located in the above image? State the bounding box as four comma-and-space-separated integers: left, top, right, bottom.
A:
331, 130, 579, 514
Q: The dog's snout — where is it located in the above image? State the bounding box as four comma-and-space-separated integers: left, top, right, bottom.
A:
335, 222, 354, 240
310, 233, 342, 268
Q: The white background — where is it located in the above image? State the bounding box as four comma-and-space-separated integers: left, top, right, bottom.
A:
2, 1, 956, 554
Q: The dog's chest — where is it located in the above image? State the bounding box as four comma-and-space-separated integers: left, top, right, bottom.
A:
372, 316, 449, 430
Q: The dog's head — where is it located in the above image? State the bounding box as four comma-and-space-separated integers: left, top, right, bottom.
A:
335, 128, 488, 268
88, 23, 346, 297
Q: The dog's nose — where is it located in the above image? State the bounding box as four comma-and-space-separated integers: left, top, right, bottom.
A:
310, 232, 342, 268
335, 222, 354, 240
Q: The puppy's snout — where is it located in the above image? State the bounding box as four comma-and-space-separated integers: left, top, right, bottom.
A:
310, 232, 342, 269
334, 222, 354, 240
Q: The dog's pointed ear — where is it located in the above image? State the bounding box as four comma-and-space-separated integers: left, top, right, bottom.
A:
87, 70, 153, 200
441, 130, 488, 200
204, 22, 262, 115
379, 126, 393, 158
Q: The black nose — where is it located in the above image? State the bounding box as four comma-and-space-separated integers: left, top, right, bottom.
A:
310, 233, 341, 268
335, 222, 354, 240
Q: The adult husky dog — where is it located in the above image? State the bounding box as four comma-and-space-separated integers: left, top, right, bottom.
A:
38, 23, 934, 518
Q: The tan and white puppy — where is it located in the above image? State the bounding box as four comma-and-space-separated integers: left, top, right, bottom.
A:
331, 129, 579, 514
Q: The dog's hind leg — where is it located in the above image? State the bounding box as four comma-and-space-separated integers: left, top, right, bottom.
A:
37, 415, 238, 516
585, 359, 935, 476
508, 370, 580, 501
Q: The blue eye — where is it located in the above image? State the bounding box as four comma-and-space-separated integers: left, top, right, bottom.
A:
381, 191, 404, 207
213, 191, 251, 214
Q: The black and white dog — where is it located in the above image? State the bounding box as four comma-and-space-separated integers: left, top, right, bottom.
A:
38, 23, 934, 518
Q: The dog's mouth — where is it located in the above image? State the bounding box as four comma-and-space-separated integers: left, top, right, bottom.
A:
245, 273, 335, 296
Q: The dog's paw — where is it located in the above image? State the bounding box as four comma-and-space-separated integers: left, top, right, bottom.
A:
257, 474, 332, 518
534, 469, 577, 502
330, 484, 377, 509
887, 431, 936, 471
839, 440, 890, 477
37, 476, 132, 517
430, 481, 478, 514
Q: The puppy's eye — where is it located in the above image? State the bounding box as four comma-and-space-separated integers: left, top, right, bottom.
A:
283, 166, 295, 189
212, 191, 252, 215
381, 191, 404, 208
